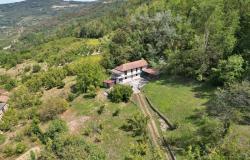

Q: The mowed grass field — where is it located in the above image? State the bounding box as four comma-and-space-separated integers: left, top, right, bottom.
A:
143, 76, 215, 157
143, 75, 250, 158
143, 76, 213, 126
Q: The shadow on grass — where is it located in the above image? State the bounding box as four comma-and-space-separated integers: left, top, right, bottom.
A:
152, 74, 215, 100
150, 74, 217, 127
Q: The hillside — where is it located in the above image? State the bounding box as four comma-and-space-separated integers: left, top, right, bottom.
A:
0, 0, 115, 49
0, 0, 249, 159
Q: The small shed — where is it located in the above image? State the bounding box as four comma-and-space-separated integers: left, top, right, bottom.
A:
103, 80, 115, 88
142, 68, 160, 78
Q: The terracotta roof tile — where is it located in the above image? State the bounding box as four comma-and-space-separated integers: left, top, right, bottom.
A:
115, 59, 148, 72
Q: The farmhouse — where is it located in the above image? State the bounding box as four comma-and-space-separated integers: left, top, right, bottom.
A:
104, 59, 159, 88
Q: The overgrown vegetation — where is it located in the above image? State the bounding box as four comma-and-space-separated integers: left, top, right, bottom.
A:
0, 0, 249, 159
108, 85, 133, 103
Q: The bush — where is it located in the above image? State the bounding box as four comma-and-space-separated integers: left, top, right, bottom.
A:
15, 142, 27, 154
3, 144, 15, 157
9, 86, 41, 109
67, 93, 77, 102
108, 84, 133, 103
211, 55, 245, 85
39, 98, 69, 122
0, 134, 6, 145
0, 75, 17, 91
24, 66, 31, 72
112, 109, 120, 117
32, 64, 41, 73
97, 105, 105, 115
44, 119, 68, 140
0, 108, 18, 131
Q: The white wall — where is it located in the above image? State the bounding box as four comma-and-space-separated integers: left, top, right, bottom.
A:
112, 66, 147, 84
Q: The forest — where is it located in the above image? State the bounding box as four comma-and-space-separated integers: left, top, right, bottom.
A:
0, 0, 249, 159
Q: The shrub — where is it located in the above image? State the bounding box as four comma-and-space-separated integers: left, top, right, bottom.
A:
67, 93, 77, 102
123, 114, 149, 137
85, 85, 97, 98
112, 109, 120, 117
15, 142, 27, 154
32, 64, 41, 73
0, 108, 18, 131
24, 66, 31, 72
0, 134, 6, 145
30, 150, 36, 160
0, 75, 17, 91
9, 86, 41, 109
211, 55, 245, 85
108, 84, 133, 103
39, 98, 69, 122
97, 105, 105, 115
44, 119, 68, 140
3, 144, 15, 157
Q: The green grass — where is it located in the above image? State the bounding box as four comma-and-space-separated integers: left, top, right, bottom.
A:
0, 134, 6, 145
70, 96, 156, 160
143, 76, 213, 126
143, 76, 215, 158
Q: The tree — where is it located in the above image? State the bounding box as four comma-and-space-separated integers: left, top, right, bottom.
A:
9, 86, 41, 109
211, 55, 245, 85
39, 98, 69, 122
75, 63, 106, 93
108, 84, 133, 103
0, 108, 18, 131
207, 81, 250, 141
44, 119, 68, 140
40, 134, 106, 160
123, 113, 149, 137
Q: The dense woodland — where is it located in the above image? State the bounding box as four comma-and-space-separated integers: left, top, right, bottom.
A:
0, 0, 249, 159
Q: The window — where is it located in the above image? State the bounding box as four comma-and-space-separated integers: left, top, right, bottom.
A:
125, 77, 127, 79
125, 71, 127, 75
140, 67, 142, 71
136, 68, 138, 72
131, 69, 133, 73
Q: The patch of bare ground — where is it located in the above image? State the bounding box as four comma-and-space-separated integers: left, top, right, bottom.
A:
95, 90, 107, 102
15, 146, 40, 160
61, 109, 90, 134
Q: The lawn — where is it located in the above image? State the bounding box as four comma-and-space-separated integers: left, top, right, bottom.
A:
143, 76, 215, 158
143, 76, 213, 126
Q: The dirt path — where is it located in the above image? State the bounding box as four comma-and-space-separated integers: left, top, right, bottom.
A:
134, 93, 171, 160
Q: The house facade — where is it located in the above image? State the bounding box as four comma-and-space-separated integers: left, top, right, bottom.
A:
111, 59, 148, 84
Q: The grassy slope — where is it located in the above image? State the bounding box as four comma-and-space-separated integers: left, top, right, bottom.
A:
143, 75, 250, 158
70, 94, 154, 160
143, 76, 213, 126
143, 76, 215, 158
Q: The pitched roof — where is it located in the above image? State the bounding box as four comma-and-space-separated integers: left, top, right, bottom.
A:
142, 68, 160, 75
115, 59, 148, 72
